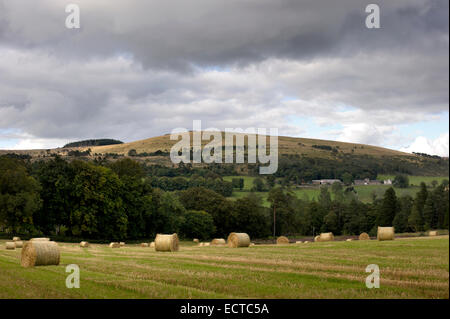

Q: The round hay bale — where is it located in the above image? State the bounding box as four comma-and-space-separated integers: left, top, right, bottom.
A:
314, 235, 321, 242
14, 241, 24, 248
198, 242, 204, 247
276, 236, 290, 245
150, 241, 155, 248
429, 230, 438, 236
346, 239, 353, 242
250, 243, 255, 246
80, 241, 89, 248
21, 241, 60, 267
227, 232, 251, 248
295, 241, 302, 244
359, 232, 370, 240
30, 238, 50, 242
211, 238, 226, 246
141, 243, 149, 247
319, 232, 334, 242
109, 242, 120, 248
377, 226, 395, 241
13, 237, 21, 241
303, 241, 310, 243
193, 238, 199, 243
119, 242, 125, 247
155, 233, 179, 252
204, 242, 210, 246
6, 242, 15, 250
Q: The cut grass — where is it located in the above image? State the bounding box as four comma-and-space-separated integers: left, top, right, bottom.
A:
0, 236, 448, 299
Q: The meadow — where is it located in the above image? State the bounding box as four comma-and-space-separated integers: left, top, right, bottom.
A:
225, 175, 448, 206
0, 236, 448, 299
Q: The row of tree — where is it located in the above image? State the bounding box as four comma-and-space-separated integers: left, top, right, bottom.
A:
0, 156, 448, 241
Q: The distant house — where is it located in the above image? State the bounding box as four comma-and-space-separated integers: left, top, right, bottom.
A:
312, 179, 342, 185
354, 178, 382, 186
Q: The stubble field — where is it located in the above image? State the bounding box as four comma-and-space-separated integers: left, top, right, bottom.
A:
0, 236, 448, 299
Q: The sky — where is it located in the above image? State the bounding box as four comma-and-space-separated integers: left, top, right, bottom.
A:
0, 0, 448, 156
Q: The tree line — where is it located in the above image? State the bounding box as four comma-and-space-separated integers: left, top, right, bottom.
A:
0, 156, 448, 241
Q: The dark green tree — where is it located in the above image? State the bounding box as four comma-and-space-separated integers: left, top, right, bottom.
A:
377, 187, 398, 226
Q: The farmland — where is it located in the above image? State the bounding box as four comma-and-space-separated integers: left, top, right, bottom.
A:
225, 175, 448, 206
0, 236, 448, 299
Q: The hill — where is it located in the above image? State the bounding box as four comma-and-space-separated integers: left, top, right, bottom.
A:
0, 132, 448, 177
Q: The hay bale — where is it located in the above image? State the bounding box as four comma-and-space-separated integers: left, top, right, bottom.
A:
276, 236, 290, 245
377, 226, 395, 241
198, 242, 204, 247
429, 230, 438, 236
359, 232, 370, 240
13, 237, 21, 241
30, 238, 50, 242
250, 243, 255, 246
141, 243, 149, 247
303, 241, 310, 243
155, 233, 179, 252
80, 241, 89, 248
21, 241, 60, 267
346, 239, 353, 242
319, 232, 334, 242
211, 238, 226, 246
150, 241, 155, 248
6, 242, 15, 250
295, 241, 302, 244
14, 241, 24, 248
109, 242, 120, 248
119, 242, 125, 247
193, 238, 199, 243
204, 242, 210, 246
227, 232, 251, 248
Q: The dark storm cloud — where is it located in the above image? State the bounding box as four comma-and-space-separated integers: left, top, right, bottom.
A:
0, 0, 448, 153
0, 0, 447, 69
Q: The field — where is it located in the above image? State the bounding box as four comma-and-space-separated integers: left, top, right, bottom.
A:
377, 175, 449, 187
1, 236, 448, 299
225, 175, 448, 206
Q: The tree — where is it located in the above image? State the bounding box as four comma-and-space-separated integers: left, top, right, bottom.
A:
323, 211, 339, 234
393, 175, 409, 188
180, 210, 215, 240
377, 187, 398, 226
70, 161, 127, 240
252, 178, 266, 192
408, 204, 424, 232
342, 172, 353, 185
422, 194, 436, 230
318, 186, 332, 210
178, 187, 234, 236
0, 157, 41, 234
33, 156, 74, 234
232, 193, 270, 238
331, 182, 344, 202
393, 196, 413, 233
266, 175, 276, 189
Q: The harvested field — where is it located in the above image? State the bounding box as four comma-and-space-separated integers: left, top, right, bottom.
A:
0, 236, 448, 298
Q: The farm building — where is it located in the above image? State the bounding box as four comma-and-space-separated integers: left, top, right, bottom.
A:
354, 178, 382, 185
312, 179, 342, 185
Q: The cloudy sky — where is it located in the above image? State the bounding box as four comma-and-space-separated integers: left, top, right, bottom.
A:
0, 0, 448, 156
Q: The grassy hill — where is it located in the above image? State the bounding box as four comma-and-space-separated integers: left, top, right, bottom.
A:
1, 132, 448, 176
79, 132, 409, 158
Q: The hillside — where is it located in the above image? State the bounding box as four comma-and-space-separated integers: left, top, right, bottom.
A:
79, 132, 408, 158
0, 132, 448, 176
